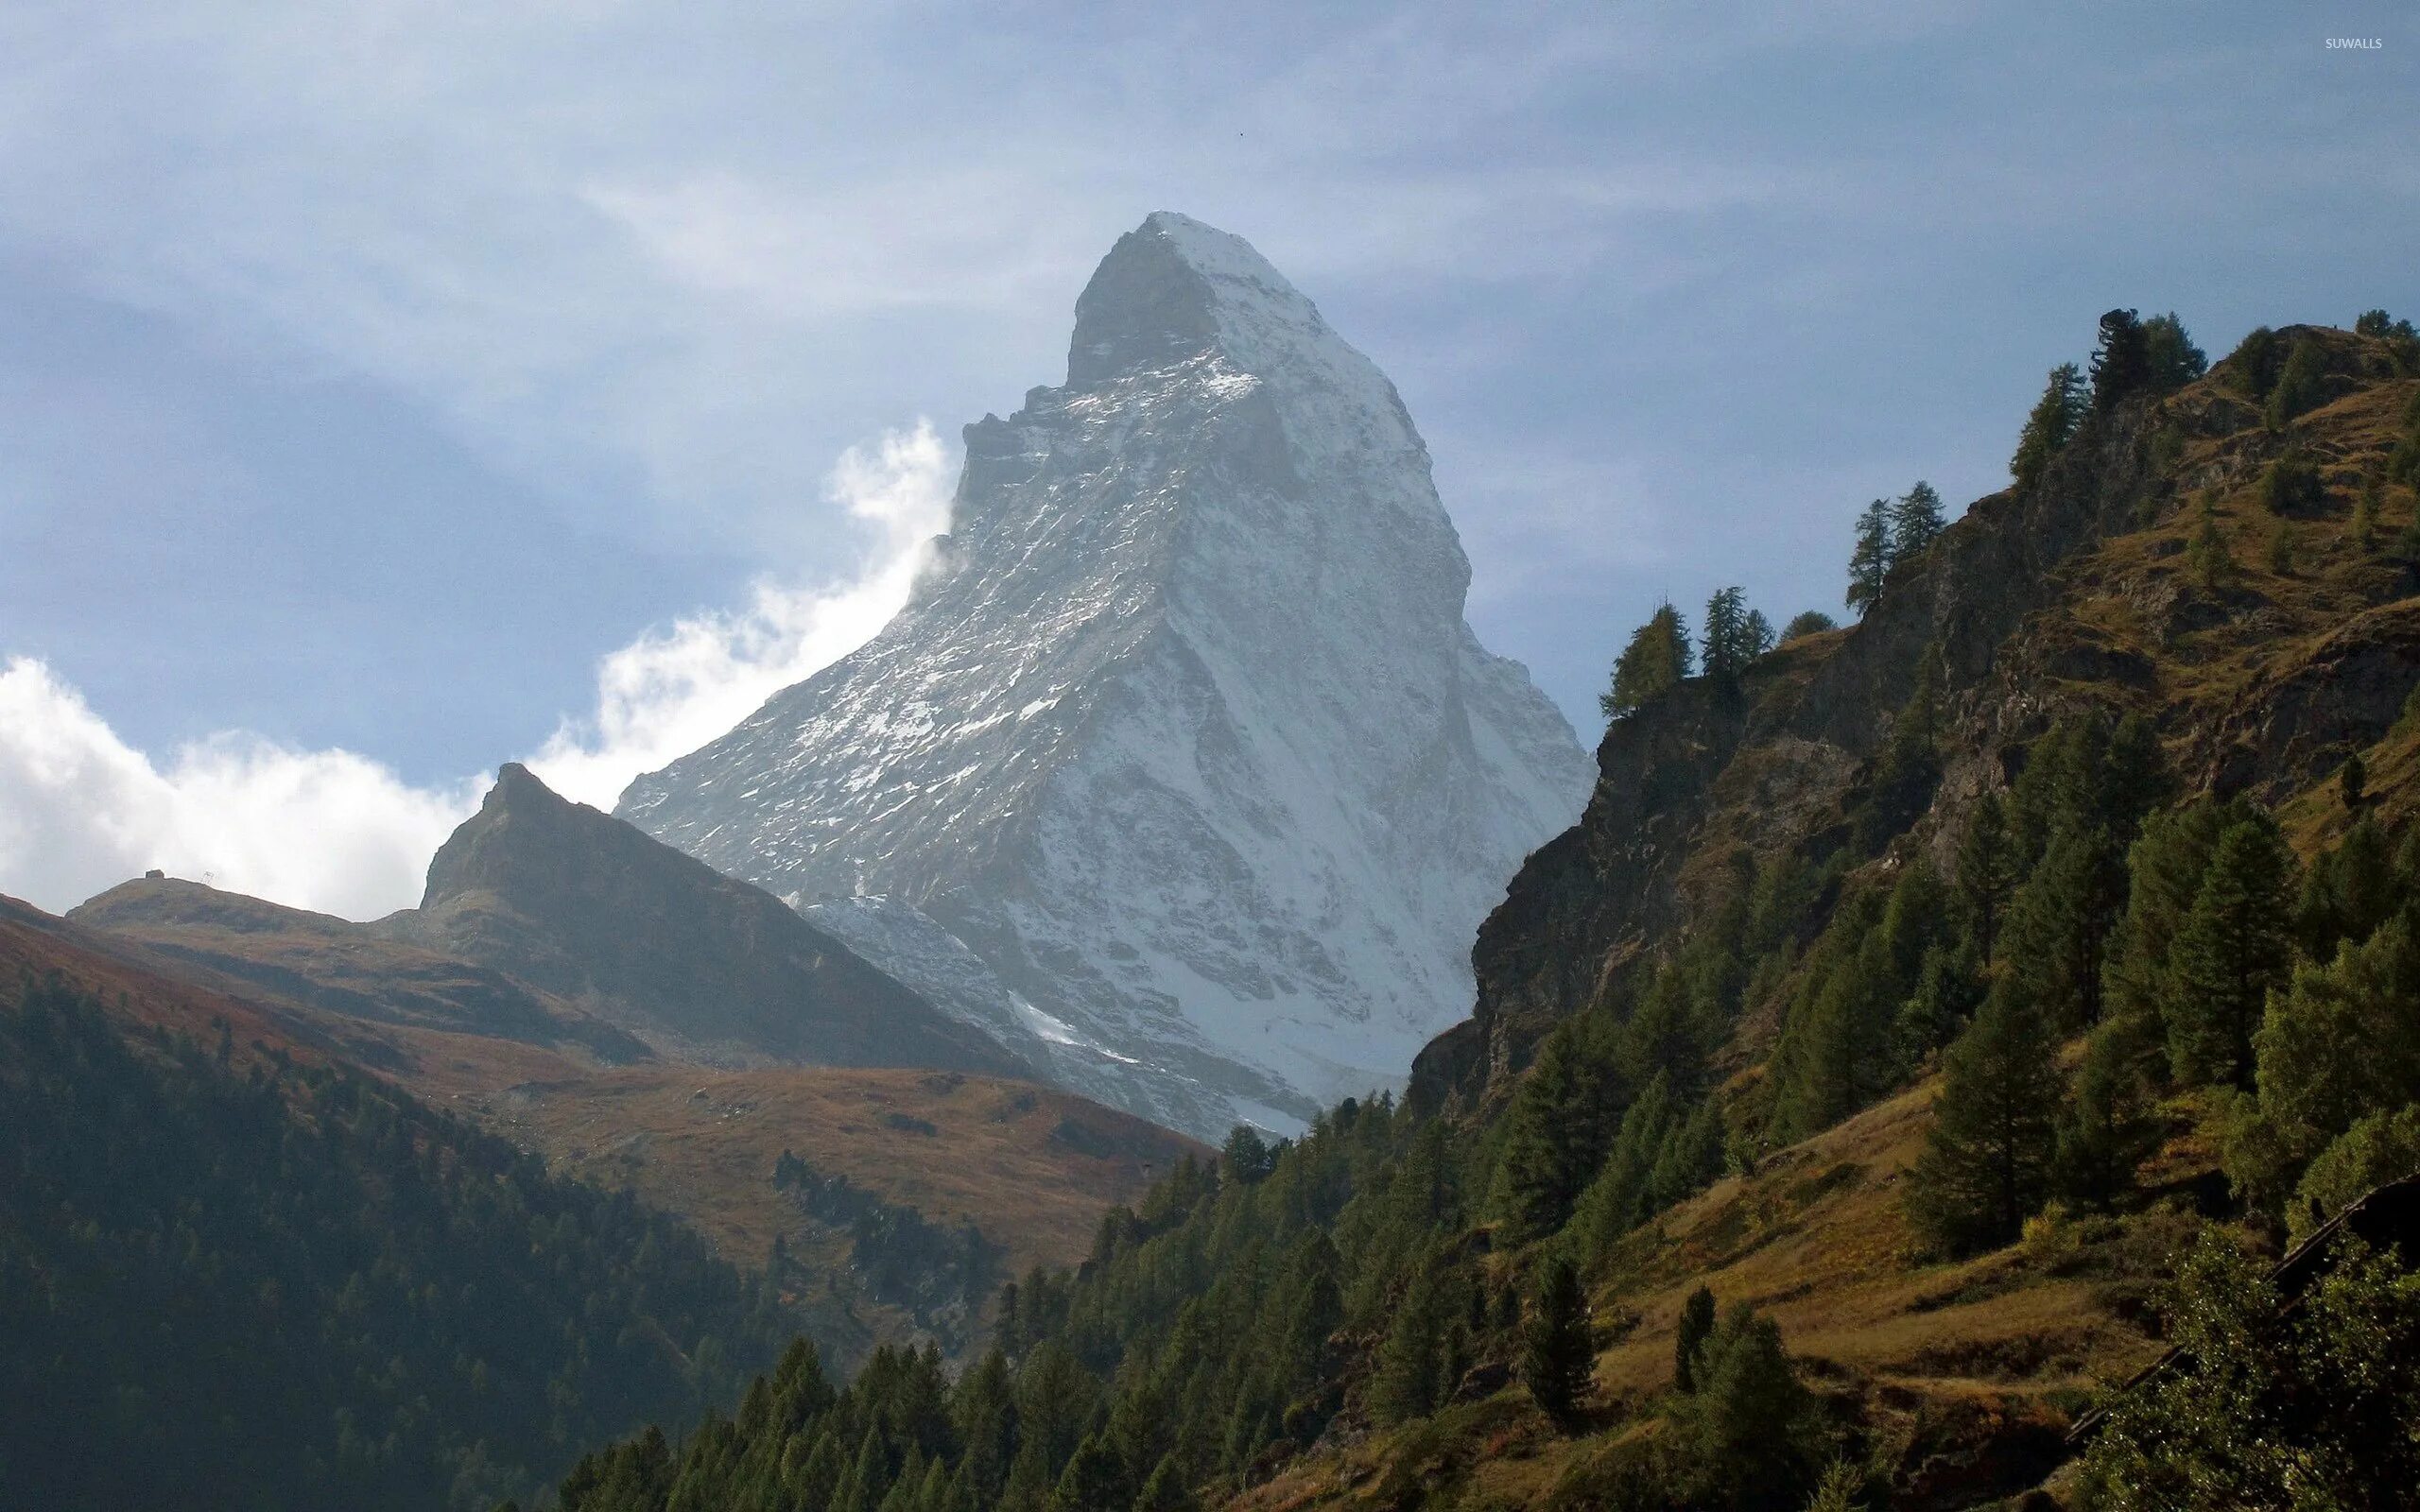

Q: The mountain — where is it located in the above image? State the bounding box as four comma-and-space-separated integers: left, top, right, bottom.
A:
553, 316, 2420, 1510
74, 763, 1022, 1080
619, 212, 1592, 1139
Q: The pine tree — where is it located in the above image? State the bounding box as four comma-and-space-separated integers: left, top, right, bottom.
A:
1045, 1435, 1126, 1512
1669, 1305, 1823, 1511
1701, 586, 1756, 682
2053, 1022, 2160, 1211
1781, 610, 1838, 643
2090, 309, 2152, 414
1954, 793, 2018, 963
1742, 610, 1775, 661
1890, 481, 1947, 558
1493, 1022, 1619, 1239
2144, 312, 2208, 391
2265, 517, 2295, 576
1134, 1456, 1197, 1512
1673, 1284, 1717, 1393
2266, 335, 2328, 427
2168, 816, 2297, 1090
1999, 824, 2127, 1032
2341, 751, 2368, 812
1846, 499, 1893, 616
2012, 363, 2086, 490
2351, 477, 2379, 550
1370, 1256, 1455, 1424
2188, 494, 2234, 590
1905, 988, 2064, 1256
1601, 603, 1694, 718
1520, 1256, 1593, 1432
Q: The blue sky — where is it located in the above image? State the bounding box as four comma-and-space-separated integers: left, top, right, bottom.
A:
1, 1, 2414, 914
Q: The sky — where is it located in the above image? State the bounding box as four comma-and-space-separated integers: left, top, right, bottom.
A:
1, 1, 2414, 918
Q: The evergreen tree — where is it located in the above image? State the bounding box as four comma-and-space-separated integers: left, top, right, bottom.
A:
1673, 1284, 1718, 1394
1905, 988, 2063, 1256
1701, 586, 1758, 682
2090, 309, 2153, 414
1781, 610, 1837, 642
2187, 494, 2234, 590
2143, 312, 2208, 391
2102, 799, 2232, 1055
2228, 325, 2285, 401
1521, 1256, 1593, 1432
2053, 1022, 2161, 1211
2012, 363, 2086, 490
1742, 609, 1776, 661
1954, 793, 2018, 963
2167, 816, 2297, 1090
1493, 1022, 1620, 1239
1044, 1435, 1125, 1512
1370, 1255, 1457, 1424
1134, 1455, 1198, 1512
1845, 499, 1893, 616
1601, 603, 1695, 718
1998, 823, 2127, 1031
2266, 335, 2328, 427
2351, 477, 2379, 551
2341, 751, 2368, 812
1220, 1125, 1276, 1184
2295, 816, 2399, 961
1890, 481, 1947, 558
1668, 1305, 1823, 1511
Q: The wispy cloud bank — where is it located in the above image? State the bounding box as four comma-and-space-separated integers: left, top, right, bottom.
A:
0, 423, 951, 917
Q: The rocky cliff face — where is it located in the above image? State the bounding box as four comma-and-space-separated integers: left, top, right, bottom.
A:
1418, 325, 2420, 1112
620, 213, 1592, 1138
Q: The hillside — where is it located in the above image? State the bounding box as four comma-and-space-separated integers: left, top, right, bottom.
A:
0, 927, 790, 1512
543, 312, 2420, 1512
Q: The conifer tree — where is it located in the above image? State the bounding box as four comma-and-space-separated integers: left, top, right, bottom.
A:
2167, 816, 2297, 1090
1669, 1305, 1823, 1510
2054, 1021, 2161, 1211
1846, 499, 1893, 616
1999, 824, 2127, 1031
1954, 793, 2018, 963
1520, 1256, 1593, 1432
1781, 610, 1838, 642
1601, 603, 1694, 718
1134, 1455, 1198, 1512
1742, 609, 1775, 661
2341, 751, 2368, 813
1905, 988, 2063, 1255
1701, 586, 1756, 682
2188, 494, 2234, 590
1370, 1257, 1456, 1424
1890, 481, 1947, 558
2295, 816, 2399, 961
2266, 335, 2328, 427
1673, 1284, 1717, 1393
2089, 308, 2152, 414
2012, 363, 2085, 490
2143, 312, 2208, 391
1045, 1435, 1125, 1512
2265, 517, 2294, 576
2351, 477, 2379, 550
1494, 1022, 1619, 1239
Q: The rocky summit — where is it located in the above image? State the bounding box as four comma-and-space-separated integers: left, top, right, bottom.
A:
619, 212, 1591, 1138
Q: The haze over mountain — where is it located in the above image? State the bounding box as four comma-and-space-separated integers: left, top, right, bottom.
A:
621, 214, 1592, 1138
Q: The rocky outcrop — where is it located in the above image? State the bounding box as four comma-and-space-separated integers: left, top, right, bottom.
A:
1418, 325, 2420, 1114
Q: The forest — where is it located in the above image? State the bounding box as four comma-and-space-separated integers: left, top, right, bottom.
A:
0, 975, 793, 1512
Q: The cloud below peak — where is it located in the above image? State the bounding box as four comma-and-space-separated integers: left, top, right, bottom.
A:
0, 421, 953, 918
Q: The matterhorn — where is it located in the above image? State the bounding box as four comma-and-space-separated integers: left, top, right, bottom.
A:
620, 213, 1591, 1138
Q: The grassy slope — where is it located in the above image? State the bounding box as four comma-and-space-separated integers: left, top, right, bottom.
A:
1233, 336, 2420, 1509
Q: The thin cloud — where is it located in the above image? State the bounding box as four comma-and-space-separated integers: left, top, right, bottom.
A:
0, 422, 953, 916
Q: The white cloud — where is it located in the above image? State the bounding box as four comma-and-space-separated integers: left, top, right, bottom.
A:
0, 657, 479, 920
526, 420, 952, 808
0, 422, 952, 918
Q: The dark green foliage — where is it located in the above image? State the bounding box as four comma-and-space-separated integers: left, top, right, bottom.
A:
2350, 477, 2378, 549
2089, 309, 2152, 414
2166, 816, 2298, 1090
1701, 586, 1772, 682
2006, 710, 2170, 865
1849, 662, 1942, 851
1998, 823, 2128, 1032
1673, 1284, 1717, 1393
2355, 309, 2396, 338
1370, 1246, 1466, 1425
1889, 481, 1946, 558
1770, 863, 1950, 1141
2227, 326, 2285, 401
0, 980, 786, 1512
1046, 1434, 1127, 1512
2013, 363, 2086, 490
1954, 793, 2018, 963
2294, 815, 2396, 960
2142, 312, 2207, 391
1781, 610, 1838, 642
1521, 1256, 1594, 1431
2102, 799, 2235, 1055
1494, 1019, 1624, 1239
1905, 988, 2064, 1256
1603, 602, 1695, 718
2078, 1231, 2420, 1510
2187, 494, 2234, 589
1566, 1074, 1723, 1265
2263, 517, 2293, 576
2258, 447, 2325, 515
2291, 1105, 2420, 1244
775, 1152, 999, 1342
2265, 335, 2329, 427
1221, 1124, 1277, 1183
2054, 1021, 2162, 1211
1845, 498, 1892, 616
1665, 1304, 1824, 1511
2340, 751, 2367, 812
1135, 1454, 1198, 1512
